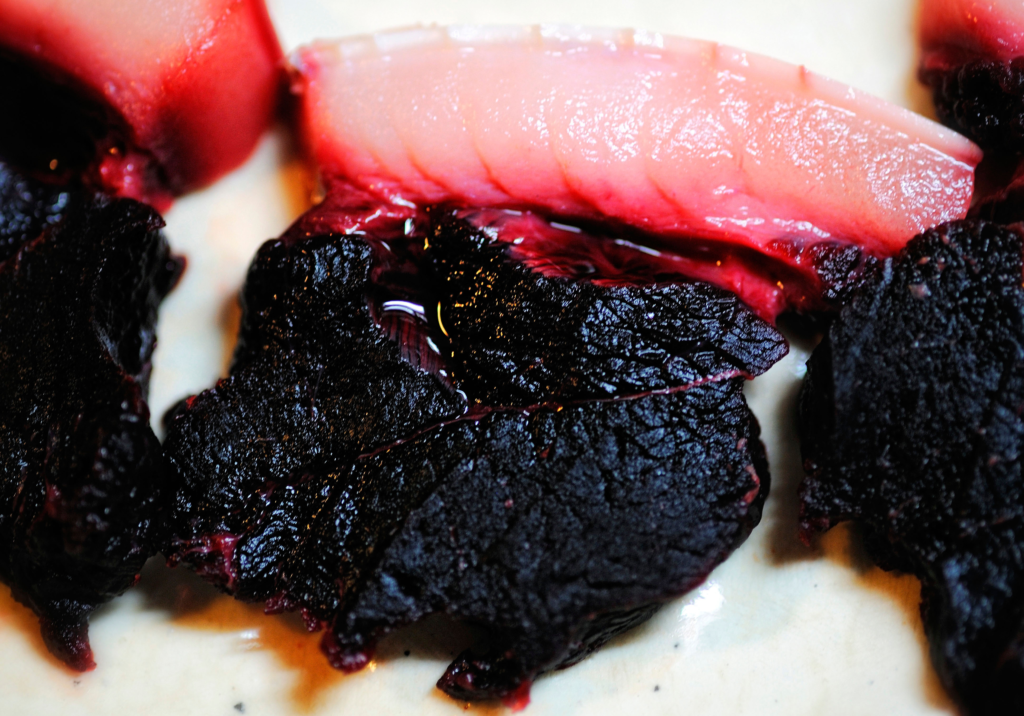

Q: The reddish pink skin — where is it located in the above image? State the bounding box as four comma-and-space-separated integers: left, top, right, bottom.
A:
921, 0, 1024, 68
0, 0, 283, 207
292, 27, 979, 319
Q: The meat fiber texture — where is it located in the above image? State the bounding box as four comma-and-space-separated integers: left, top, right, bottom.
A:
0, 0, 283, 209
291, 25, 980, 320
164, 205, 786, 703
0, 161, 179, 671
799, 220, 1024, 715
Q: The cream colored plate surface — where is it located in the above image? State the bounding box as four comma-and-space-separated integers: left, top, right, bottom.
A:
0, 1, 959, 714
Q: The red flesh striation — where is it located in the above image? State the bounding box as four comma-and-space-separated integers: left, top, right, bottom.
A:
291, 26, 979, 320
0, 0, 283, 208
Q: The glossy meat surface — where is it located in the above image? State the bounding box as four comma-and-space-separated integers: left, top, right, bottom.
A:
165, 206, 785, 701
799, 221, 1024, 715
292, 25, 978, 318
0, 0, 283, 206
0, 163, 179, 671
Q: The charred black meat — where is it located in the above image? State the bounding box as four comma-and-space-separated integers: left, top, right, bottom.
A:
799, 220, 1024, 716
0, 162, 179, 670
165, 208, 786, 701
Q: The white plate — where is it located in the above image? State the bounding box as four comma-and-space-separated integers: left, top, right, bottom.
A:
0, 1, 960, 714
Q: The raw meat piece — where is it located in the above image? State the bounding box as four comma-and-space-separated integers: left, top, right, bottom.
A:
0, 0, 283, 207
291, 25, 979, 318
0, 162, 180, 670
799, 220, 1024, 715
164, 207, 784, 701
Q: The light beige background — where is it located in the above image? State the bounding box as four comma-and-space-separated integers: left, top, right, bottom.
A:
0, 1, 958, 715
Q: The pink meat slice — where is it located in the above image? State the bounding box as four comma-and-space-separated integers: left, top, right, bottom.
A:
0, 0, 283, 207
920, 0, 1024, 66
292, 25, 979, 317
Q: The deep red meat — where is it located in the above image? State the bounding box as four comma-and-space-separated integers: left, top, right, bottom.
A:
0, 0, 283, 208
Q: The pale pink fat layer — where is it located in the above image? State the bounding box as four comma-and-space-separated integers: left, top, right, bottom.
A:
920, 0, 1024, 64
293, 25, 979, 258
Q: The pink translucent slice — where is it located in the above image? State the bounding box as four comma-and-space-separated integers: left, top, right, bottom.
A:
292, 25, 978, 317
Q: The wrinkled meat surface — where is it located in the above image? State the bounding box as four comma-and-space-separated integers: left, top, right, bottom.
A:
0, 162, 179, 670
165, 205, 786, 701
799, 220, 1024, 716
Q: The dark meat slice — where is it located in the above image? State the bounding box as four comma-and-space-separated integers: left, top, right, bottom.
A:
799, 220, 1024, 715
164, 209, 783, 701
918, 2, 1024, 220
427, 211, 787, 406
918, 58, 1024, 222
325, 382, 766, 701
0, 164, 180, 671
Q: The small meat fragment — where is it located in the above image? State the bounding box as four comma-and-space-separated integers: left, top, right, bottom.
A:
427, 212, 785, 405
165, 208, 784, 701
0, 162, 179, 670
799, 220, 1024, 715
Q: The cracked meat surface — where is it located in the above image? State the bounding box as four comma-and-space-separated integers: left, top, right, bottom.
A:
326, 383, 767, 699
799, 220, 1024, 716
165, 208, 786, 701
0, 162, 179, 670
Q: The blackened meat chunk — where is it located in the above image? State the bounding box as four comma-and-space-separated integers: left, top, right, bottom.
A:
799, 220, 1024, 715
326, 383, 766, 700
0, 167, 179, 671
428, 214, 786, 406
165, 211, 784, 702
